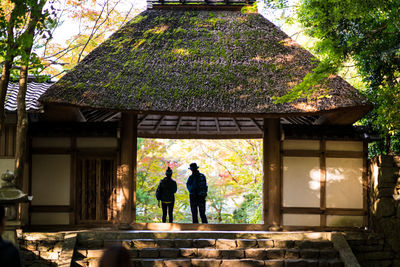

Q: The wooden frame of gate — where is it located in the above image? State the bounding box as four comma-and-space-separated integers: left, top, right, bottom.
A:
118, 113, 282, 230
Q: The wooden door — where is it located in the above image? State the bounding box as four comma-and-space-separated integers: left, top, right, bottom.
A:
76, 156, 116, 223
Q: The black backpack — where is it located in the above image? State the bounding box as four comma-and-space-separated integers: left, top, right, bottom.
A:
196, 173, 208, 197
156, 180, 163, 201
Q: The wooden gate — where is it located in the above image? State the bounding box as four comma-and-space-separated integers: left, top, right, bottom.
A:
76, 156, 116, 223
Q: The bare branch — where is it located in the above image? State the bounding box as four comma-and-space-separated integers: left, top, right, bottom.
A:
199, 143, 239, 184
77, 0, 117, 63
119, 3, 134, 28
48, 69, 68, 79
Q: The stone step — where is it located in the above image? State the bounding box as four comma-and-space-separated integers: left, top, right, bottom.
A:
131, 258, 345, 267
77, 238, 333, 250
18, 232, 77, 267
129, 248, 339, 260
76, 231, 333, 242
75, 258, 344, 267
19, 231, 346, 267
76, 247, 340, 261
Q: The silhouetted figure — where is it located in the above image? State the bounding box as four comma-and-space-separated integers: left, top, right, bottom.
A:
99, 245, 132, 267
156, 167, 177, 223
186, 163, 208, 223
0, 205, 22, 267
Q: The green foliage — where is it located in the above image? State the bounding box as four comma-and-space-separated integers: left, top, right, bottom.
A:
241, 3, 258, 14
273, 59, 337, 103
0, 0, 57, 79
272, 0, 400, 154
232, 182, 262, 223
136, 139, 263, 224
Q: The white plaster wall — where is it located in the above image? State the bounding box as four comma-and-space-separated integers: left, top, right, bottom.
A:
76, 137, 117, 148
283, 157, 321, 207
283, 140, 320, 150
31, 154, 70, 205
0, 159, 14, 175
326, 215, 363, 227
326, 158, 363, 209
283, 214, 320, 226
326, 141, 363, 151
32, 137, 71, 148
31, 212, 69, 225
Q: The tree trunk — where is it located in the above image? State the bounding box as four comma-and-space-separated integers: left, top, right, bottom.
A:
0, 8, 16, 137
14, 64, 29, 189
13, 0, 45, 188
0, 60, 13, 136
385, 134, 392, 155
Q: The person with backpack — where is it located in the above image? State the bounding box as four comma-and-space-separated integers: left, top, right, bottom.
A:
186, 163, 208, 224
156, 167, 177, 223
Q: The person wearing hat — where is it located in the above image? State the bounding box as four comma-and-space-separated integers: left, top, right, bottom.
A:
186, 163, 208, 223
156, 167, 177, 223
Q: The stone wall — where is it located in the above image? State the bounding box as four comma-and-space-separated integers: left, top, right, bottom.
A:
18, 232, 76, 267
345, 232, 393, 267
367, 155, 400, 265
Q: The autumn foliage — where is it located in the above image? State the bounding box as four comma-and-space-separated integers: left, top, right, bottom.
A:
136, 138, 263, 224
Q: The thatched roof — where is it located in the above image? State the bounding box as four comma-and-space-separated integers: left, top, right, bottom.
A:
40, 9, 371, 123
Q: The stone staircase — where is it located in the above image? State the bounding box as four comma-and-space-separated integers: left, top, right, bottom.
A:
18, 231, 76, 267
72, 232, 344, 267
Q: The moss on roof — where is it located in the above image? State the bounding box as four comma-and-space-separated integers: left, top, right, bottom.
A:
40, 10, 371, 117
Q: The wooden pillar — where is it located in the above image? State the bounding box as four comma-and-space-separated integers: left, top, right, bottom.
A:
263, 118, 281, 229
132, 116, 137, 223
320, 139, 327, 227
118, 113, 137, 228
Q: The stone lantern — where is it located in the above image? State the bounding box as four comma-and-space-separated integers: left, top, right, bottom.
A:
0, 170, 32, 245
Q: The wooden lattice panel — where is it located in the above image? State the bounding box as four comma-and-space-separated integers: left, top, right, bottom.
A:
0, 124, 16, 157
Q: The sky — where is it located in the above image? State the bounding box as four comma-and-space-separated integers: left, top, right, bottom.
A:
50, 0, 293, 45
42, 0, 310, 80
51, 0, 147, 44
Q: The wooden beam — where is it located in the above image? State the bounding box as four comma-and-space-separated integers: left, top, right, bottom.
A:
251, 118, 262, 132
176, 116, 183, 131
214, 118, 220, 132
325, 151, 363, 158
31, 148, 72, 154
96, 159, 101, 220
104, 112, 121, 122
30, 205, 71, 213
132, 115, 138, 223
81, 159, 86, 220
154, 115, 165, 132
362, 141, 368, 226
232, 118, 241, 132
70, 137, 77, 224
117, 113, 136, 228
320, 140, 327, 227
263, 118, 281, 229
28, 135, 33, 226
282, 150, 320, 157
137, 132, 263, 139
137, 114, 148, 127
282, 207, 366, 216
7, 125, 15, 156
0, 126, 6, 156
314, 106, 372, 125
282, 150, 363, 158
